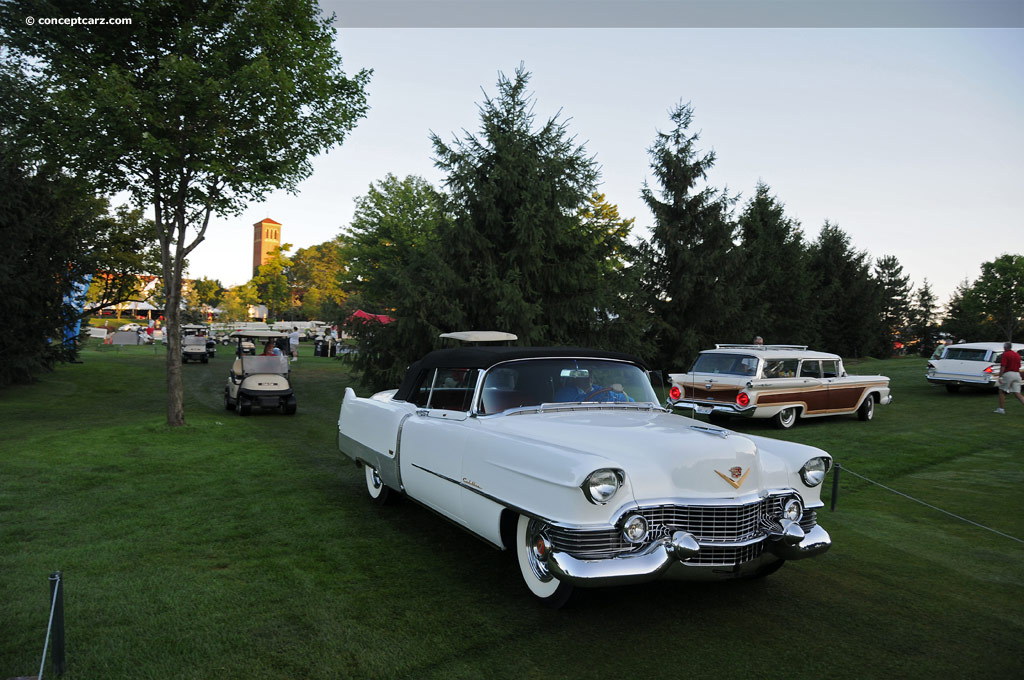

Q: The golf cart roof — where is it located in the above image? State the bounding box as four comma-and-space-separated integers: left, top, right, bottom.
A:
229, 330, 290, 339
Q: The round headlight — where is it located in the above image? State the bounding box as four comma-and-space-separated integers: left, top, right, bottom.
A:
783, 497, 803, 522
800, 457, 831, 487
583, 469, 622, 504
622, 514, 649, 543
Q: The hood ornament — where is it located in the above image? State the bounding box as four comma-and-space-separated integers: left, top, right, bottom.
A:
715, 466, 750, 489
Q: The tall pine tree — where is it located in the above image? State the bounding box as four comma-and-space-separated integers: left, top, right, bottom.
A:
636, 103, 739, 370
807, 222, 879, 358
874, 254, 912, 356
735, 182, 814, 346
431, 66, 603, 346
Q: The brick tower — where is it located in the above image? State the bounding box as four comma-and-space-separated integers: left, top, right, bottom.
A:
253, 218, 281, 276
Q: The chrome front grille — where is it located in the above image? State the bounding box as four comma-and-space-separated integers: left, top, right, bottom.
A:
547, 496, 810, 566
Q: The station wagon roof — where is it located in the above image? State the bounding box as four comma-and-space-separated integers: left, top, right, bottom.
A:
700, 345, 840, 361
942, 342, 1021, 351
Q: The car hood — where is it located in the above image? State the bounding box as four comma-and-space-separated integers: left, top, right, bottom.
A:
480, 407, 786, 501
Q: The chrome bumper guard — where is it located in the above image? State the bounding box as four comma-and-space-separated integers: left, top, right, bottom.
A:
546, 524, 830, 586
667, 399, 756, 416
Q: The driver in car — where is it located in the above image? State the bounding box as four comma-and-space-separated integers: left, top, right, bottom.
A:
554, 374, 634, 403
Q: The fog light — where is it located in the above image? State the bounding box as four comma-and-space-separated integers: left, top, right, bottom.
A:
783, 498, 803, 522
622, 514, 649, 543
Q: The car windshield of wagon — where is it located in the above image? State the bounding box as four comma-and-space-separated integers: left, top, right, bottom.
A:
690, 353, 759, 377
944, 348, 990, 361
478, 358, 659, 414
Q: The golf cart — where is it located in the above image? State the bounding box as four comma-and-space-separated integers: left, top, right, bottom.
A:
182, 324, 216, 361
224, 330, 297, 416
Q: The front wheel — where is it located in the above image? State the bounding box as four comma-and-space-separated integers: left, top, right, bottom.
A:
773, 407, 798, 430
858, 395, 875, 421
364, 464, 392, 505
515, 515, 573, 608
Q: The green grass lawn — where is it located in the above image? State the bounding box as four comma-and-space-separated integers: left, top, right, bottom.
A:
2, 346, 1022, 679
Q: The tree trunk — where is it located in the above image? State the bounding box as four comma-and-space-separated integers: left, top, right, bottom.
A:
164, 268, 186, 427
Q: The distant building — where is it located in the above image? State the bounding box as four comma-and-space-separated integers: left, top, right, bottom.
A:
253, 218, 281, 276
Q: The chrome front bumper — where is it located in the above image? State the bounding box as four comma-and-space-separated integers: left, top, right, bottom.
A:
546, 524, 831, 587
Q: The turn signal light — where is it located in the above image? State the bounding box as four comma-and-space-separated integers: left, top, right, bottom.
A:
669, 386, 681, 401
736, 392, 750, 407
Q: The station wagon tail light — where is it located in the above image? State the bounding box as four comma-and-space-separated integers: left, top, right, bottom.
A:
983, 366, 994, 374
800, 457, 832, 487
736, 392, 750, 407
669, 385, 681, 401
583, 469, 622, 504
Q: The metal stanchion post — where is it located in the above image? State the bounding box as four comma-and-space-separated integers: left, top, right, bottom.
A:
49, 571, 66, 675
830, 463, 840, 512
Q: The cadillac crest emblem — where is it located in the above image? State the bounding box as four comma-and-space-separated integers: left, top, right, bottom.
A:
715, 466, 750, 489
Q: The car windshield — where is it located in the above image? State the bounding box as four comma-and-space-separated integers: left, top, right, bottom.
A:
240, 355, 289, 375
690, 353, 759, 377
478, 358, 659, 414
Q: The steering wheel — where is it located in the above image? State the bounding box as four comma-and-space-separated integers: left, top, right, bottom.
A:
582, 385, 620, 402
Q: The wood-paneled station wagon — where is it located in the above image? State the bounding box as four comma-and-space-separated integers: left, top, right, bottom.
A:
667, 344, 892, 430
338, 345, 834, 607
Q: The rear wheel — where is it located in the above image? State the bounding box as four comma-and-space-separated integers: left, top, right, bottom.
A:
773, 407, 798, 430
857, 395, 875, 421
223, 389, 235, 411
364, 464, 392, 505
945, 384, 960, 393
515, 515, 573, 608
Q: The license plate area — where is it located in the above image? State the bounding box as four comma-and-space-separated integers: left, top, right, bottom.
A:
695, 405, 713, 415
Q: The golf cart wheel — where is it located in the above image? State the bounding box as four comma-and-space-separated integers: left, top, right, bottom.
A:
201, 355, 208, 364
224, 389, 235, 411
237, 397, 252, 416
282, 395, 297, 415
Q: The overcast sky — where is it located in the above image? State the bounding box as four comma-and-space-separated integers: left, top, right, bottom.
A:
190, 23, 1023, 306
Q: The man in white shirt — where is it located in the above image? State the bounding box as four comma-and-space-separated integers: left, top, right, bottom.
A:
289, 327, 300, 362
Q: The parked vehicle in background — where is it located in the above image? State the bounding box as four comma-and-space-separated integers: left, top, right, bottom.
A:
337, 344, 834, 607
668, 344, 892, 429
181, 335, 209, 363
926, 342, 1024, 392
118, 322, 141, 332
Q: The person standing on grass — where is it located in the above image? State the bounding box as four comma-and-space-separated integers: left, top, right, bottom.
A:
289, 326, 301, 362
995, 341, 1024, 414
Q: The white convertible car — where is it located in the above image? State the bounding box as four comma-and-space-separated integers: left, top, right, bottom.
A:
337, 346, 833, 606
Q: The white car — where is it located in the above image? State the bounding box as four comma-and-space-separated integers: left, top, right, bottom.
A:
337, 346, 833, 607
668, 344, 892, 429
926, 341, 1024, 392
118, 322, 142, 332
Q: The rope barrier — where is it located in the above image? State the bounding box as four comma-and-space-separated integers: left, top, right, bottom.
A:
838, 464, 1024, 545
38, 572, 61, 680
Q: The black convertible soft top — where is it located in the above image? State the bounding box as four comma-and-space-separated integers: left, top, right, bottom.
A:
393, 346, 648, 402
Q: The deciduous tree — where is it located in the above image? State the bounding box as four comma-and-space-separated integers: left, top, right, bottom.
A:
972, 254, 1024, 341
2, 0, 370, 425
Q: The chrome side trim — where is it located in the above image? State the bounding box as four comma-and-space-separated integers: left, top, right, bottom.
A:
409, 464, 557, 526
